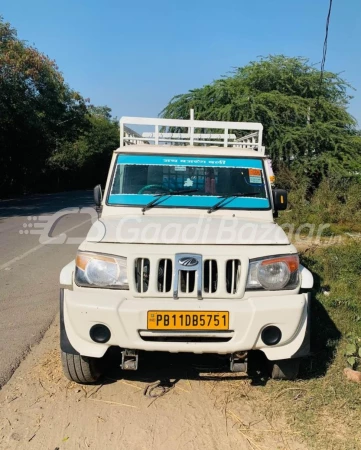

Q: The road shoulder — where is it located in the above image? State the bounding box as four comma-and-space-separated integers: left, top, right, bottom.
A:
0, 319, 307, 450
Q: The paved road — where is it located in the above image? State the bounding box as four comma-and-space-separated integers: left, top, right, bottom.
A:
0, 191, 94, 388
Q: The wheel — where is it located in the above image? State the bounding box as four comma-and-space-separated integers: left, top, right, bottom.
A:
269, 358, 300, 380
61, 351, 102, 384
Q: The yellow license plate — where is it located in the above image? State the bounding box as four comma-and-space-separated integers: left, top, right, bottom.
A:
147, 311, 229, 330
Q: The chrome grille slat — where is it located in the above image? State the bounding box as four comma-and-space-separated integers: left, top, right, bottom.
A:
158, 259, 172, 293
209, 260, 212, 293
141, 258, 144, 293
204, 259, 218, 294
179, 270, 195, 294
226, 259, 241, 294
163, 259, 167, 293
134, 258, 150, 293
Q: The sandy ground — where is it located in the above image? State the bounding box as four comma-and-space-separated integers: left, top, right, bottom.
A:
0, 320, 307, 450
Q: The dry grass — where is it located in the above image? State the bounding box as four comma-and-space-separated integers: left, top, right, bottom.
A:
201, 241, 361, 450
253, 355, 361, 449
201, 372, 307, 450
241, 242, 361, 450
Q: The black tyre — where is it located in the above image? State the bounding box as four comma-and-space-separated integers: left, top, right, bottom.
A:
269, 358, 300, 380
61, 351, 102, 384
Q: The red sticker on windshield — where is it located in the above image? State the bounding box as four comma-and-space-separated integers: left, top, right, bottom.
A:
249, 168, 261, 176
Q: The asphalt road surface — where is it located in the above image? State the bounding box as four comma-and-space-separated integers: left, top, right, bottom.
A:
0, 191, 94, 388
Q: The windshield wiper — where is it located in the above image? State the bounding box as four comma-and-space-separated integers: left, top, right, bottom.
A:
207, 192, 261, 214
142, 190, 199, 213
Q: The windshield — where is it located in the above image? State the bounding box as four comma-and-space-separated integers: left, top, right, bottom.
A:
108, 154, 270, 210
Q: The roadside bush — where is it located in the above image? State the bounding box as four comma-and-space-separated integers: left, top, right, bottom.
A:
276, 167, 361, 232
302, 241, 361, 370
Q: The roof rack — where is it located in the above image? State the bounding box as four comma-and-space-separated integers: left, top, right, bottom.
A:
119, 110, 264, 154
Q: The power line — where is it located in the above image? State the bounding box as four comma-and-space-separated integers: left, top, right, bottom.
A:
317, 0, 333, 107
320, 0, 333, 83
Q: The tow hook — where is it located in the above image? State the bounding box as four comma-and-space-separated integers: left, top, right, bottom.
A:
121, 349, 139, 370
230, 351, 248, 372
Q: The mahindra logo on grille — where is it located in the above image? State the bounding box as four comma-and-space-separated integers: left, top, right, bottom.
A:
174, 253, 202, 299
179, 257, 199, 267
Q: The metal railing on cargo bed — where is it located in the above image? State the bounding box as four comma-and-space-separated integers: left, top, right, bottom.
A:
119, 109, 265, 154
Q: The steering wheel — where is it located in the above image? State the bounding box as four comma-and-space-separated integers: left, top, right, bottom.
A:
138, 184, 169, 194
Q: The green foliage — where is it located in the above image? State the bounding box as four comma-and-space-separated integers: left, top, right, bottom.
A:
276, 165, 361, 231
48, 107, 119, 187
0, 16, 92, 195
345, 338, 361, 369
87, 105, 113, 120
161, 55, 361, 181
303, 242, 361, 335
319, 243, 361, 309
0, 17, 120, 195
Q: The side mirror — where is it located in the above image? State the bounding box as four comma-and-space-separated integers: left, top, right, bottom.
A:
94, 184, 102, 208
273, 189, 288, 211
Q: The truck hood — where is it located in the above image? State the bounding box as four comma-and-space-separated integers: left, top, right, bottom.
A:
87, 215, 289, 245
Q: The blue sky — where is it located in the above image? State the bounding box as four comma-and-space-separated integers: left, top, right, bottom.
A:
2, 0, 361, 124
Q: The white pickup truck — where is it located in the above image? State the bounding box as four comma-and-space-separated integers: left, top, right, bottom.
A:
59, 113, 313, 383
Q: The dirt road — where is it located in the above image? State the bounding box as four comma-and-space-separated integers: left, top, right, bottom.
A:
0, 319, 307, 450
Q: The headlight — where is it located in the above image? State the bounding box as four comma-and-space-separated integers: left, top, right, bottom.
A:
75, 252, 129, 289
246, 255, 299, 291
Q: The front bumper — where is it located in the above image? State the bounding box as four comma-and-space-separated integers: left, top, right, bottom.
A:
62, 287, 310, 361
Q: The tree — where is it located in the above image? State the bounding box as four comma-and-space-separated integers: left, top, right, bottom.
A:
161, 56, 361, 180
87, 105, 112, 120
0, 16, 88, 194
48, 105, 119, 189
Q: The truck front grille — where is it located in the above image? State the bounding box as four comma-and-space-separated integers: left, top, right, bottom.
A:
133, 255, 242, 297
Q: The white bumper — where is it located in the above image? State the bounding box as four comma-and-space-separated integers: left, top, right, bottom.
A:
63, 287, 309, 361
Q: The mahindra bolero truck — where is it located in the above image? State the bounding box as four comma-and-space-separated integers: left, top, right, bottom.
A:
59, 114, 313, 383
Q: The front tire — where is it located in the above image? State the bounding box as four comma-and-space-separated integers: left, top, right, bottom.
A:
61, 351, 102, 384
269, 358, 300, 380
